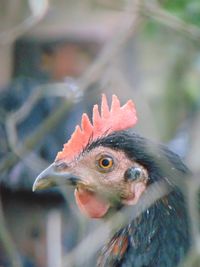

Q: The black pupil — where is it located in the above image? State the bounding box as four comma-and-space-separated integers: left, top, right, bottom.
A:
101, 158, 111, 167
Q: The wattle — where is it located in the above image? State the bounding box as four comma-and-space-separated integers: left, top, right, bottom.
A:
74, 188, 110, 218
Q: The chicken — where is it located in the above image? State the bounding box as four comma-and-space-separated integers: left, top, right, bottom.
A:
33, 94, 190, 267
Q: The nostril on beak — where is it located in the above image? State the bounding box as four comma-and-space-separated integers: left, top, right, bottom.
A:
32, 163, 82, 191
67, 177, 82, 186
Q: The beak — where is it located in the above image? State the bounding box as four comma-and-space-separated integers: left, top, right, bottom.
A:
32, 163, 81, 191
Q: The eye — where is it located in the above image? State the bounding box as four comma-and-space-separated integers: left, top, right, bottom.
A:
96, 155, 114, 172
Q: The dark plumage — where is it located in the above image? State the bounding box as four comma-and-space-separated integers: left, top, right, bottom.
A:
94, 131, 190, 267
87, 131, 190, 182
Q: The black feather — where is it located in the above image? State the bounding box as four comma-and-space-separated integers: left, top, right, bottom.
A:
88, 131, 191, 267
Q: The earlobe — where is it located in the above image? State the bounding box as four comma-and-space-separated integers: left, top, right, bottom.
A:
122, 181, 146, 205
124, 167, 142, 181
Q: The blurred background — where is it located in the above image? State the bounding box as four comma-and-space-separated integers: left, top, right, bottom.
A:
0, 0, 200, 266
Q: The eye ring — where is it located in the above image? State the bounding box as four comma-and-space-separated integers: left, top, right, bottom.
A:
96, 154, 114, 172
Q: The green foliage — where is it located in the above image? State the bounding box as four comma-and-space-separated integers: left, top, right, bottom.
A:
159, 0, 200, 26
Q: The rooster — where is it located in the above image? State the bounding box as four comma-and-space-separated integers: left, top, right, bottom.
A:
33, 94, 190, 267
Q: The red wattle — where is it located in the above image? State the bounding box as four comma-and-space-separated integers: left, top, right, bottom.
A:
74, 188, 110, 218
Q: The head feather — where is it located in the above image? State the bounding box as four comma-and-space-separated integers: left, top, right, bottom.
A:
55, 94, 137, 162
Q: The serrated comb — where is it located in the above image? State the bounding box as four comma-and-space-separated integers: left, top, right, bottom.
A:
56, 94, 137, 162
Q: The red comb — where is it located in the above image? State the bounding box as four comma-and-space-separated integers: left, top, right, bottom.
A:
56, 94, 137, 162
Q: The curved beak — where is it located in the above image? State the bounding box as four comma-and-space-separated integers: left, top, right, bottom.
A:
32, 163, 81, 191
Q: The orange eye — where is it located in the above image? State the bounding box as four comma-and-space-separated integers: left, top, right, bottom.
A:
97, 155, 114, 172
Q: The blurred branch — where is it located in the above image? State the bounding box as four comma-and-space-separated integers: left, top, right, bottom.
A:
0, 0, 49, 45
0, 197, 22, 267
91, 0, 200, 41
0, 98, 73, 175
78, 2, 140, 90
6, 82, 82, 145
141, 0, 200, 41
187, 173, 200, 251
